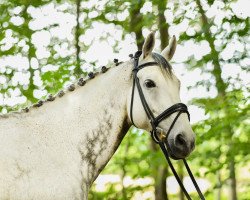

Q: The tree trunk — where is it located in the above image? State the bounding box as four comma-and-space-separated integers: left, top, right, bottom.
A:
229, 158, 237, 200
154, 164, 169, 200
21, 5, 37, 103
195, 0, 226, 95
157, 0, 169, 51
215, 171, 222, 200
75, 0, 81, 76
129, 1, 144, 49
150, 142, 168, 200
178, 162, 184, 200
121, 142, 130, 200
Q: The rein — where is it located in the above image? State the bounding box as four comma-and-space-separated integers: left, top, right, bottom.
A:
130, 51, 205, 200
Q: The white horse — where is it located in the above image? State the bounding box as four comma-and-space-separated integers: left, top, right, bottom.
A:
0, 32, 195, 200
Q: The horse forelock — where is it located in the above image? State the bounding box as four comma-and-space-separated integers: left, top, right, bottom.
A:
152, 52, 173, 77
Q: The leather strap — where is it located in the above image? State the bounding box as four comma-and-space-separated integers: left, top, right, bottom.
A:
130, 51, 206, 200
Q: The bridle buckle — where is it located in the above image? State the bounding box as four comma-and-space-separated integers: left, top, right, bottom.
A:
156, 127, 167, 141
151, 127, 167, 143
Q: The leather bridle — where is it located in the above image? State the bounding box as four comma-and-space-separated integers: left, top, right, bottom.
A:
130, 51, 205, 200
130, 51, 190, 144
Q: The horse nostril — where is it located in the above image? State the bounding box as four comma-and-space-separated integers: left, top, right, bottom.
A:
171, 133, 194, 158
175, 133, 186, 147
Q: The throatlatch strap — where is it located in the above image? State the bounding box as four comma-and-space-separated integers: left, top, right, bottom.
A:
130, 77, 136, 126
130, 51, 142, 127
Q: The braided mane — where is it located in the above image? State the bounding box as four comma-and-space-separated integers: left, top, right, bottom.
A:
0, 59, 125, 118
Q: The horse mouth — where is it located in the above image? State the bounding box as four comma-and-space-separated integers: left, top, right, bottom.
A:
165, 139, 191, 160
155, 128, 192, 160
166, 143, 183, 160
162, 141, 182, 160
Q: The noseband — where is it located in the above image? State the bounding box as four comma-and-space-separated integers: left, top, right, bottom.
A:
130, 51, 205, 200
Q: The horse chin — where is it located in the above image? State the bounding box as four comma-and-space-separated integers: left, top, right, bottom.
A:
164, 141, 185, 160
168, 147, 182, 160
167, 147, 182, 160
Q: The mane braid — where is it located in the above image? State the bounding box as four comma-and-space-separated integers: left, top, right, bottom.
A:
0, 58, 127, 118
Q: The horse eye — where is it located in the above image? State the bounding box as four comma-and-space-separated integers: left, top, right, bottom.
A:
144, 79, 156, 88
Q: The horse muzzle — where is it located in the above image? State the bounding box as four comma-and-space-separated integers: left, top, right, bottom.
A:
153, 128, 195, 160
168, 131, 195, 160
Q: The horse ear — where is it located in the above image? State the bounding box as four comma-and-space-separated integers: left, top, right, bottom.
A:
161, 35, 177, 60
142, 32, 155, 58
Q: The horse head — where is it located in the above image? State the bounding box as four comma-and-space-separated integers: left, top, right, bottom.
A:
127, 32, 195, 159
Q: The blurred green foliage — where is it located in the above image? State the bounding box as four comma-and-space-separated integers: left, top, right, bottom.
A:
0, 0, 249, 199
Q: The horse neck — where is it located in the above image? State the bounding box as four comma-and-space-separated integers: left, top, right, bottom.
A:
0, 61, 133, 192
72, 62, 133, 187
